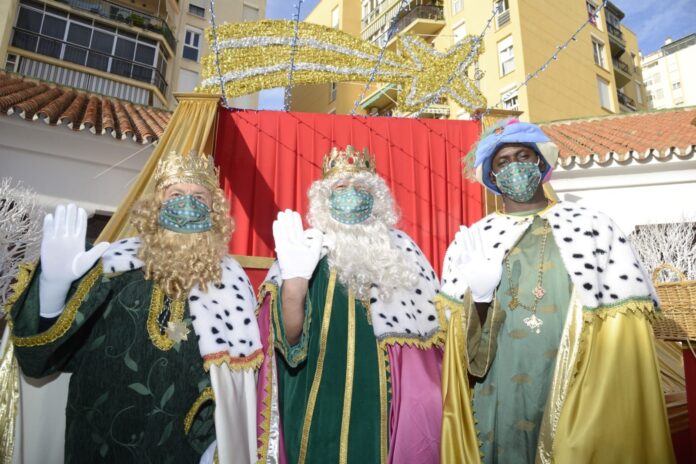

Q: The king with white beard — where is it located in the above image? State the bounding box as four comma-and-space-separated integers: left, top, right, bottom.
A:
259, 146, 444, 464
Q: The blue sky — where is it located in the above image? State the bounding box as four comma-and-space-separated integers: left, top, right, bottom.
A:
258, 0, 695, 110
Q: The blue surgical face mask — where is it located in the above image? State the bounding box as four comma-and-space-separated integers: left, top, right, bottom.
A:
329, 186, 374, 225
158, 194, 212, 233
492, 160, 542, 202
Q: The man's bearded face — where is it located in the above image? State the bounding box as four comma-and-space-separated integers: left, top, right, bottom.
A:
131, 182, 231, 298
307, 172, 417, 301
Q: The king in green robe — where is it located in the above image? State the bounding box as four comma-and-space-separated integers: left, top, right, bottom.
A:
255, 151, 445, 464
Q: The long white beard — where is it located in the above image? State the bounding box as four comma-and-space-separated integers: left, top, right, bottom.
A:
307, 171, 418, 301
323, 221, 418, 302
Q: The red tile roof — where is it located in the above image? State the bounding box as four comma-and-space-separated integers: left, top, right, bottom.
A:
540, 108, 696, 168
0, 72, 171, 144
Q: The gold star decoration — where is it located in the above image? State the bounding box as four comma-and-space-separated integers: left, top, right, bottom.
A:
197, 20, 487, 114
397, 35, 485, 113
165, 320, 190, 344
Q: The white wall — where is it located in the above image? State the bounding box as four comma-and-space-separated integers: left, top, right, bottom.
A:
550, 154, 696, 233
0, 117, 154, 214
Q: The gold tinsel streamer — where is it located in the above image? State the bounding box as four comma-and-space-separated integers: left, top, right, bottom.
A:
0, 330, 19, 464
197, 20, 485, 113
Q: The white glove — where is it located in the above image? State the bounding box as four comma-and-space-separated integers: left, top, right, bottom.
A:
272, 209, 323, 280
199, 440, 216, 464
456, 225, 502, 303
39, 204, 110, 317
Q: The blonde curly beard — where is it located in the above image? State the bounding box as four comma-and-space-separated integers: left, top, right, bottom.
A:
308, 172, 418, 301
130, 188, 233, 299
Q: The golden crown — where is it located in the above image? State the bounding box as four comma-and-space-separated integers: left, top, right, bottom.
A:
154, 150, 220, 191
322, 145, 376, 179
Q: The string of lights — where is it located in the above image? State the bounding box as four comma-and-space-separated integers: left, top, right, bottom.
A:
283, 1, 305, 111
207, 0, 230, 108
412, 3, 499, 119
476, 0, 609, 120
350, 0, 410, 116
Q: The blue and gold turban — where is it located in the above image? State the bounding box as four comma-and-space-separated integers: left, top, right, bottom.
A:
465, 118, 559, 194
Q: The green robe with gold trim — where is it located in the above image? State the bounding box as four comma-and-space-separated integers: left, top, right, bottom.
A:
272, 257, 390, 464
9, 262, 215, 463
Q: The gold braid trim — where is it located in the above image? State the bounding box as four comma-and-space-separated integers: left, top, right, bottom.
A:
184, 387, 215, 435
256, 329, 275, 463
261, 281, 312, 366
298, 271, 337, 464
202, 348, 264, 372
376, 292, 449, 349
582, 298, 656, 323
3, 262, 37, 315
147, 284, 186, 351
377, 329, 445, 351
12, 264, 103, 347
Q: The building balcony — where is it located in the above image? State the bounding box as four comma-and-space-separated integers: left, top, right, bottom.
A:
612, 57, 631, 87
55, 0, 176, 51
360, 83, 398, 113
617, 91, 636, 111
393, 3, 445, 37
11, 27, 167, 104
362, 1, 444, 47
606, 23, 626, 57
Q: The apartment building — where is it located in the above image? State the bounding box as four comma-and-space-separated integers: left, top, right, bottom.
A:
0, 0, 266, 110
290, 0, 646, 122
642, 33, 696, 110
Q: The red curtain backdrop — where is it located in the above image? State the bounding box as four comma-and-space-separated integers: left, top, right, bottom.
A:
214, 108, 483, 278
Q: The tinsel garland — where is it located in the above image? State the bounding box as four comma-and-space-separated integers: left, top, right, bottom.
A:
197, 20, 485, 113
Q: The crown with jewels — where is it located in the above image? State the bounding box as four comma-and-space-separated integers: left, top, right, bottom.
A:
154, 150, 220, 191
322, 145, 376, 179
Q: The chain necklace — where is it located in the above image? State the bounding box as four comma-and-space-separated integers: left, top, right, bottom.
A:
505, 220, 550, 334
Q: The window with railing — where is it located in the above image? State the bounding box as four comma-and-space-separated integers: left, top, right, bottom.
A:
502, 90, 518, 110
592, 38, 606, 68
45, 0, 176, 50
183, 27, 201, 61
11, 2, 168, 94
498, 36, 514, 76
188, 4, 205, 18
596, 76, 611, 110
586, 1, 599, 26
495, 0, 510, 29
329, 82, 337, 102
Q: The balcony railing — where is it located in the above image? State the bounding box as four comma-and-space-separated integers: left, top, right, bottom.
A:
617, 92, 636, 110
613, 58, 630, 73
606, 23, 624, 42
393, 4, 444, 36
56, 0, 176, 51
12, 27, 167, 96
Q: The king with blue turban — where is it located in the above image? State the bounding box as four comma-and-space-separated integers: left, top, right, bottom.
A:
436, 119, 674, 464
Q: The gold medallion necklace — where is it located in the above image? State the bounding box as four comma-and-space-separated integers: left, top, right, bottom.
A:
505, 220, 549, 334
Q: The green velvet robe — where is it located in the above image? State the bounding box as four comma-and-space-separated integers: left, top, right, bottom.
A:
272, 257, 390, 464
9, 262, 215, 463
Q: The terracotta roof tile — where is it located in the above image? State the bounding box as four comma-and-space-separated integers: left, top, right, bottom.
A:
540, 108, 696, 169
112, 99, 134, 140
81, 95, 100, 131
35, 89, 76, 124
58, 92, 87, 127
0, 72, 171, 145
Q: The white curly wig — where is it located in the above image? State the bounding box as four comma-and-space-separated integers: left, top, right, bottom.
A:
307, 171, 418, 301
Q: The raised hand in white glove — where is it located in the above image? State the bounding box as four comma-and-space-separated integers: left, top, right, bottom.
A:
455, 225, 502, 303
39, 204, 110, 317
272, 209, 323, 281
